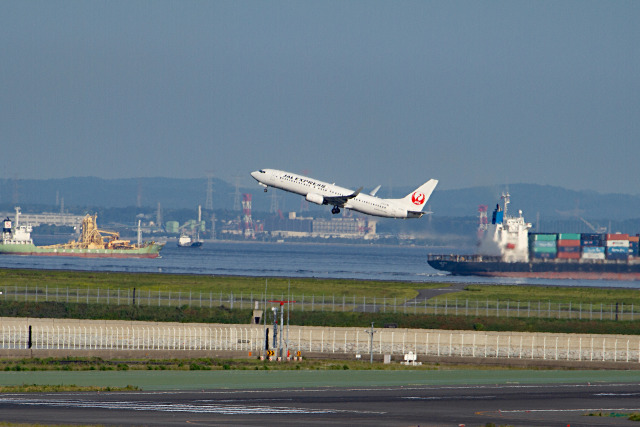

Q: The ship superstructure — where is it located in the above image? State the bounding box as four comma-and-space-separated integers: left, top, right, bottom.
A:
477, 193, 532, 262
2, 208, 33, 246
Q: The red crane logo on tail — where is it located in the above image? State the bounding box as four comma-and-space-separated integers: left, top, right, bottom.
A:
411, 192, 426, 205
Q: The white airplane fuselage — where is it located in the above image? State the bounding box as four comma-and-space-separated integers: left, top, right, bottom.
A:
250, 169, 438, 219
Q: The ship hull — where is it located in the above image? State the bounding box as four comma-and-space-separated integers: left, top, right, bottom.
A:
0, 243, 163, 258
428, 256, 640, 281
178, 241, 203, 248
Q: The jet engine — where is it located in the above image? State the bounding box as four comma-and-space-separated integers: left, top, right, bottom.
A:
305, 193, 324, 205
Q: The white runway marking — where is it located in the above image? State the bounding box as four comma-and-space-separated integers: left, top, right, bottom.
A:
594, 393, 640, 396
0, 398, 384, 415
403, 396, 496, 400
488, 408, 640, 414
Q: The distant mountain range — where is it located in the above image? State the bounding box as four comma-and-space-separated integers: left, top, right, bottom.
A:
1, 177, 639, 222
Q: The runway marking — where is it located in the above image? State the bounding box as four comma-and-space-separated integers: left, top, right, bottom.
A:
477, 408, 640, 415
0, 398, 384, 415
594, 393, 640, 396
403, 396, 496, 400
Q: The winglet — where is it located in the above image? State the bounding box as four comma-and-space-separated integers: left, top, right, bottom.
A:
369, 185, 381, 197
349, 187, 363, 199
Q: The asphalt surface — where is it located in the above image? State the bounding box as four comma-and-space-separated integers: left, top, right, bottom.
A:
1, 382, 640, 426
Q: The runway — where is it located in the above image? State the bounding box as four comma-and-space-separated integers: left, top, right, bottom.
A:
1, 382, 639, 426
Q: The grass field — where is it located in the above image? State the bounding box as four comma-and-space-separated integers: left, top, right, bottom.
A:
448, 284, 640, 305
0, 269, 441, 301
3, 268, 640, 305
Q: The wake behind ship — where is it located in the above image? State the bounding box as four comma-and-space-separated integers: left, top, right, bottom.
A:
0, 209, 163, 258
428, 193, 640, 280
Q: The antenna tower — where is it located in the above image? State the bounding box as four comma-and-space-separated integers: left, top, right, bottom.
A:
205, 172, 214, 210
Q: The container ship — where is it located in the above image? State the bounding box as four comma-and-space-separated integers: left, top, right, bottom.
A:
427, 193, 640, 280
0, 209, 163, 258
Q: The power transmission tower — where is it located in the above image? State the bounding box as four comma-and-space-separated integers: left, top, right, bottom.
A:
233, 176, 241, 211
270, 190, 280, 214
205, 172, 214, 210
136, 180, 142, 208
156, 203, 163, 229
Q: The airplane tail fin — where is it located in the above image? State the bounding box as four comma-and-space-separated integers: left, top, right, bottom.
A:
391, 179, 438, 213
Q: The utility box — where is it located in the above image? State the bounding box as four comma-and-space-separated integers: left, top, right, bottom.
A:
251, 301, 263, 324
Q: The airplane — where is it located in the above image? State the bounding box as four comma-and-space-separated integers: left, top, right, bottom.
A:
250, 169, 438, 219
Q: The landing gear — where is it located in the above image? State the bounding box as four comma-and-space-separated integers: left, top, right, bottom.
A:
264, 188, 268, 192
331, 206, 341, 214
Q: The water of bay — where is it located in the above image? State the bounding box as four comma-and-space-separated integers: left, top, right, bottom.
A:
1, 240, 639, 289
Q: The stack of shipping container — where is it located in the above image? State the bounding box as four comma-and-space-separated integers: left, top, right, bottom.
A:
631, 235, 639, 258
529, 233, 640, 261
605, 233, 630, 260
529, 233, 557, 259
557, 233, 580, 259
580, 233, 605, 260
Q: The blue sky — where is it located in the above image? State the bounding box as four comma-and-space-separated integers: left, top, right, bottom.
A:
1, 1, 638, 193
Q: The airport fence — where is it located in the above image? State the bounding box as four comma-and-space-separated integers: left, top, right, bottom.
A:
1, 319, 639, 364
1, 285, 639, 321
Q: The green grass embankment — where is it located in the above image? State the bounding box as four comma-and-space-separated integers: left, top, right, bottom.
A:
455, 284, 640, 306
0, 269, 434, 300
4, 268, 640, 306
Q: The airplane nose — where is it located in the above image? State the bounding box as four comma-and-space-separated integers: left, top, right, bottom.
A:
250, 171, 258, 180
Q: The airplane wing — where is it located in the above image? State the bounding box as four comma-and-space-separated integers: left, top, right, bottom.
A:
323, 187, 363, 207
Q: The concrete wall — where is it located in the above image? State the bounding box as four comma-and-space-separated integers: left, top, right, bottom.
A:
1, 317, 639, 366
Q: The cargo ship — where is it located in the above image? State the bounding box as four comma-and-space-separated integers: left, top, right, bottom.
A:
427, 193, 640, 280
177, 233, 203, 248
0, 208, 163, 258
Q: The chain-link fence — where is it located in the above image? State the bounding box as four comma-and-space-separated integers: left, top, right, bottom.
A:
1, 285, 638, 321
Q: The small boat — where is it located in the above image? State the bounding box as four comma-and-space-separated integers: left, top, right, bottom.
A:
177, 233, 203, 248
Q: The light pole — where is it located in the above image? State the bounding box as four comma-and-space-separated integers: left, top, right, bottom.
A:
366, 322, 377, 364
